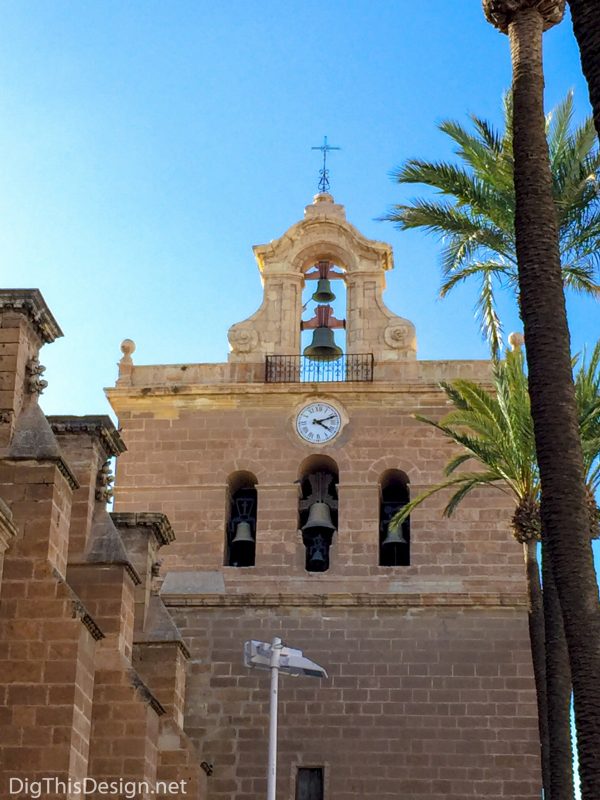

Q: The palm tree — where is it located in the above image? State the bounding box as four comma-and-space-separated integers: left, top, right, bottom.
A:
481, 5, 600, 798
575, 341, 600, 530
568, 0, 600, 142
390, 342, 600, 799
383, 91, 600, 357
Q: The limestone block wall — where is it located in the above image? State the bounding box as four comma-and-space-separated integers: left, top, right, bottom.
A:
108, 358, 540, 799
171, 604, 540, 800
110, 381, 524, 600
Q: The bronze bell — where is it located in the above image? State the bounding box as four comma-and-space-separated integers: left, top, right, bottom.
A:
381, 523, 408, 548
312, 279, 336, 304
231, 521, 254, 545
303, 327, 343, 362
306, 535, 328, 572
302, 502, 336, 534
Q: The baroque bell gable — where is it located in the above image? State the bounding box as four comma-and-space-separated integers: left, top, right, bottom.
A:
227, 192, 416, 362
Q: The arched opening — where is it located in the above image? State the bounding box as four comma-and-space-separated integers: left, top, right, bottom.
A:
379, 469, 410, 567
225, 471, 258, 568
298, 455, 339, 573
300, 259, 347, 359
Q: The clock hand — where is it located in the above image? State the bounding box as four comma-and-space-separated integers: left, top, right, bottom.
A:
315, 415, 337, 423
314, 419, 333, 431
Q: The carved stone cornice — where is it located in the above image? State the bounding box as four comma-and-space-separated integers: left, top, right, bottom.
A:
48, 415, 127, 459
483, 0, 565, 32
111, 511, 176, 547
0, 289, 63, 343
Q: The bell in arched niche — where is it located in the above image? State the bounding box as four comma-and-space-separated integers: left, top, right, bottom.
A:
299, 471, 338, 572
227, 484, 257, 568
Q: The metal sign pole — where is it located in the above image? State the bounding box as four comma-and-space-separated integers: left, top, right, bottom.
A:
243, 637, 327, 800
267, 637, 283, 800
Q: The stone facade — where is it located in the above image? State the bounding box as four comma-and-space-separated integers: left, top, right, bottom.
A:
105, 196, 542, 799
0, 292, 206, 800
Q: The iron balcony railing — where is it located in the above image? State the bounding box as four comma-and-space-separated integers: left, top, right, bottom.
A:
265, 354, 374, 383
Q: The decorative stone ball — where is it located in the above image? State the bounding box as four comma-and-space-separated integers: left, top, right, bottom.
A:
508, 332, 525, 350
120, 338, 136, 357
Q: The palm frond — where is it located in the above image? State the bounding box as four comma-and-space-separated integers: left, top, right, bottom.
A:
390, 471, 508, 528
439, 261, 514, 299
384, 90, 600, 356
476, 271, 503, 358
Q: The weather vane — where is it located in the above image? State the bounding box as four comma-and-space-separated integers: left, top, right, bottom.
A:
311, 136, 341, 193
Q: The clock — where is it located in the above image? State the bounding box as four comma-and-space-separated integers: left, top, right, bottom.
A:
295, 401, 342, 444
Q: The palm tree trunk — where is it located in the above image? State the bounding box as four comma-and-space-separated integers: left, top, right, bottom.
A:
568, 0, 600, 141
524, 541, 551, 798
542, 541, 574, 799
505, 8, 600, 798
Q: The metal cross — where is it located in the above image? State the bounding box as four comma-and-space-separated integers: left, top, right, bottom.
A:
311, 135, 341, 193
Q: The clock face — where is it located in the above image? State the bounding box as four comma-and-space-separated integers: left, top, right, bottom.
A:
296, 402, 342, 444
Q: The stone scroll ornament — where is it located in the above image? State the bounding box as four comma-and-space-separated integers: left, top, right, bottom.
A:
26, 356, 48, 395
227, 324, 259, 354
383, 324, 409, 349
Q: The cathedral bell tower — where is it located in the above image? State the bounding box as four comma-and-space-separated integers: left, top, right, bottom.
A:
108, 193, 540, 800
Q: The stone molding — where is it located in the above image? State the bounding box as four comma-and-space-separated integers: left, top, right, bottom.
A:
162, 591, 528, 608
134, 637, 190, 660
0, 498, 18, 550
0, 289, 63, 343
48, 415, 127, 459
6, 454, 79, 491
111, 511, 176, 547
53, 567, 105, 640
128, 668, 166, 716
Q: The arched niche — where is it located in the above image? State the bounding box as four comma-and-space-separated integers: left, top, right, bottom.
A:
225, 471, 258, 568
297, 455, 339, 573
379, 469, 410, 567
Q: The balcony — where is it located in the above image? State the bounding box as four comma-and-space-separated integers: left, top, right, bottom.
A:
265, 354, 374, 383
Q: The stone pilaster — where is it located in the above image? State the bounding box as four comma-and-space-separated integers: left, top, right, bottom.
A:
111, 511, 174, 634
48, 416, 126, 563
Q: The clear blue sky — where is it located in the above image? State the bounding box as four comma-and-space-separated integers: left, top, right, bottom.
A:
1, 1, 596, 417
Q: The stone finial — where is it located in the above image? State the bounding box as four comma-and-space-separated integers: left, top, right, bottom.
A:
118, 339, 136, 386
120, 338, 136, 364
508, 331, 525, 351
26, 355, 48, 396
95, 459, 115, 504
313, 192, 334, 204
483, 0, 565, 33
